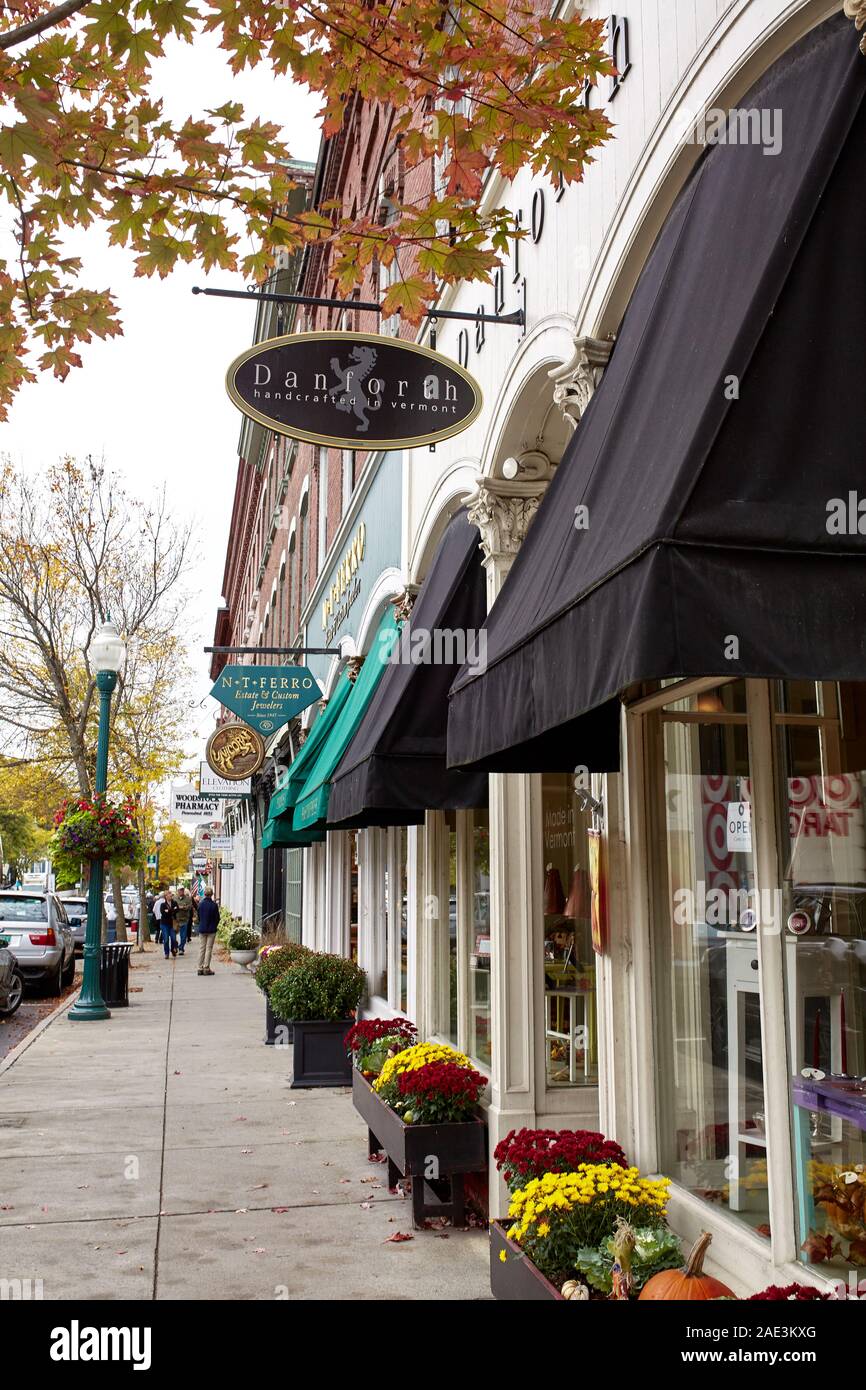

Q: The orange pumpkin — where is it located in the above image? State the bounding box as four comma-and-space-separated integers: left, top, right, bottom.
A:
639, 1231, 735, 1301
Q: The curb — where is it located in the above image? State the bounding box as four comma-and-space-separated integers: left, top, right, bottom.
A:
0, 987, 80, 1078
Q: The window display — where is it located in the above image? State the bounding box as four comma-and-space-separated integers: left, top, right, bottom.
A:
540, 774, 597, 1088
348, 830, 359, 962
469, 810, 491, 1068
446, 812, 458, 1046
773, 681, 866, 1275
399, 825, 408, 1013
649, 682, 770, 1234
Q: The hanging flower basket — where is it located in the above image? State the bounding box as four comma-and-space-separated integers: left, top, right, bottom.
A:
50, 795, 143, 880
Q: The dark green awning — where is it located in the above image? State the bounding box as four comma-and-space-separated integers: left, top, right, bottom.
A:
261, 672, 354, 848
266, 672, 354, 822
261, 817, 325, 850
293, 607, 400, 832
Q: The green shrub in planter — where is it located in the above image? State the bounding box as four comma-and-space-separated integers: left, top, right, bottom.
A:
269, 951, 366, 1023
228, 925, 260, 951
255, 943, 311, 995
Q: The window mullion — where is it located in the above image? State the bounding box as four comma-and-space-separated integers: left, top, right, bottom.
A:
746, 678, 797, 1267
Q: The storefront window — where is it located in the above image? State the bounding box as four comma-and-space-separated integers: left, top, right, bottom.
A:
348, 831, 359, 962
649, 681, 770, 1235
468, 810, 491, 1068
773, 681, 866, 1275
381, 835, 390, 1000
541, 774, 598, 1088
445, 810, 458, 1046
399, 826, 408, 1014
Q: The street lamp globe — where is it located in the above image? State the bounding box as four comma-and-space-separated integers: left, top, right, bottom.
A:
89, 619, 126, 674
154, 829, 164, 846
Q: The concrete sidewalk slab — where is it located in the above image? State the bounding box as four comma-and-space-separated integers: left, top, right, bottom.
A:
0, 1216, 157, 1301
0, 944, 490, 1301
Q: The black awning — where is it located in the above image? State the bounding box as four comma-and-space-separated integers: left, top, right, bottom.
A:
328, 509, 488, 827
448, 13, 866, 773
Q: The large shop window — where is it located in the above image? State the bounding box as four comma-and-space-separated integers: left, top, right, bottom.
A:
648, 682, 771, 1236
774, 682, 866, 1277
541, 775, 598, 1089
375, 827, 409, 1011
433, 808, 491, 1071
349, 830, 359, 962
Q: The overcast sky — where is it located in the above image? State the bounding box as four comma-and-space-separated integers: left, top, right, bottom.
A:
0, 35, 321, 788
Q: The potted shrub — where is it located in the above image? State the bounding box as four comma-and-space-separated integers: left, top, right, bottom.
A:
353, 1041, 488, 1228
269, 951, 366, 1088
492, 1160, 680, 1300
254, 942, 311, 1044
346, 1016, 418, 1077
228, 925, 260, 970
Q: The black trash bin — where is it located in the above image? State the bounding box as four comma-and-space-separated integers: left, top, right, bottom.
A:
100, 941, 133, 1008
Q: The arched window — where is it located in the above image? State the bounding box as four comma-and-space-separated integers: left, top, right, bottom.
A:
299, 487, 310, 609
278, 561, 286, 648
287, 531, 297, 642
317, 447, 329, 573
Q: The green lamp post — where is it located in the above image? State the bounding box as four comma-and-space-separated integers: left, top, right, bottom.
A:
69, 619, 127, 1023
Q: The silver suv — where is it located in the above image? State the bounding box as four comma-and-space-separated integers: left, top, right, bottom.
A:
58, 893, 88, 953
0, 891, 76, 995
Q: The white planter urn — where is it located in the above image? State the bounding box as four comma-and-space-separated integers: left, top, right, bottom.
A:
230, 949, 257, 971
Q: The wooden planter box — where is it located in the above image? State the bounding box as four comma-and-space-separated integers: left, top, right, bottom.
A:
352, 1071, 487, 1229
265, 998, 293, 1046
489, 1221, 564, 1300
291, 1018, 353, 1088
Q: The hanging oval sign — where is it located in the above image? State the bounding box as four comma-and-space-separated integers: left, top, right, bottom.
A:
205, 723, 266, 781
226, 331, 483, 450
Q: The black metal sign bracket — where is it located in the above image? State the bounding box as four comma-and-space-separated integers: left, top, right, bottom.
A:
192, 285, 524, 329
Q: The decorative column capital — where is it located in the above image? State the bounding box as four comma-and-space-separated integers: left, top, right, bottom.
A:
549, 334, 613, 433
466, 476, 550, 566
346, 655, 365, 684
392, 585, 418, 625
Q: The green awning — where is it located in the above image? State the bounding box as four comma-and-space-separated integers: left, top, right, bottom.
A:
261, 673, 354, 849
266, 672, 354, 822
293, 608, 400, 832
261, 816, 325, 850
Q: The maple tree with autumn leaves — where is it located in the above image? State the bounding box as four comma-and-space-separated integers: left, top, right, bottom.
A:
0, 0, 614, 416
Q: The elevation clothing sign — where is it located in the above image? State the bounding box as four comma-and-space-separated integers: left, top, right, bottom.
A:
210, 665, 322, 734
226, 332, 483, 450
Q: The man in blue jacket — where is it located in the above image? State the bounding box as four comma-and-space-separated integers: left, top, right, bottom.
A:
196, 887, 219, 976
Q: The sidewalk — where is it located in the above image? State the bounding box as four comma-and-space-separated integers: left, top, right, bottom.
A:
0, 945, 490, 1301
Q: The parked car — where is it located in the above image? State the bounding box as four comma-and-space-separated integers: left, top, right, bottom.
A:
58, 893, 88, 953
0, 891, 76, 995
0, 938, 24, 1017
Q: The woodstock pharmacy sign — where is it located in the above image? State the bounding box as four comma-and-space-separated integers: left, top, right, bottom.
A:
226, 331, 483, 450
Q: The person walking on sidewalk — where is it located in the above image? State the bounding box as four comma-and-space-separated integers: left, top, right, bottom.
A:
158, 890, 177, 958
196, 887, 219, 976
174, 887, 196, 956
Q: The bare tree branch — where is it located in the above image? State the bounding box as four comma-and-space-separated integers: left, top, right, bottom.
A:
0, 0, 92, 52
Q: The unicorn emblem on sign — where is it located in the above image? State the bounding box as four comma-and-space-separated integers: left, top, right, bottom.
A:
330, 345, 378, 434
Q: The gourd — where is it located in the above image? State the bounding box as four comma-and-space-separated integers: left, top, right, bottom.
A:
638, 1231, 735, 1301
560, 1280, 590, 1301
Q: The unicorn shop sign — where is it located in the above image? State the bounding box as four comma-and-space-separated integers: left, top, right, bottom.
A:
225, 331, 483, 450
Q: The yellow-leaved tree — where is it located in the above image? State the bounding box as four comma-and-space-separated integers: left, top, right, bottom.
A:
0, 456, 195, 944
